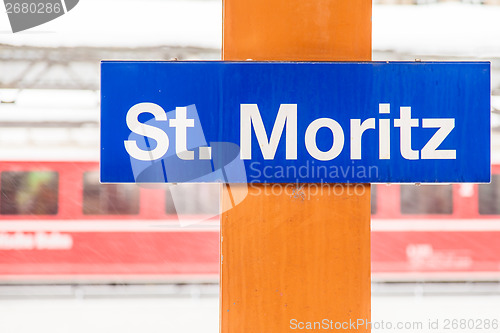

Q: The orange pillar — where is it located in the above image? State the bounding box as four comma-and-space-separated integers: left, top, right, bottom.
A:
223, 0, 371, 61
221, 1, 372, 332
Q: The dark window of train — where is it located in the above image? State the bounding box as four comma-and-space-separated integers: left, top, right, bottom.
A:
0, 171, 59, 215
400, 185, 453, 215
166, 184, 220, 216
371, 184, 377, 214
83, 172, 139, 215
479, 175, 500, 215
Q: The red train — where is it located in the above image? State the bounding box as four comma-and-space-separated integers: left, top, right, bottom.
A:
371, 163, 500, 281
0, 161, 220, 282
0, 161, 499, 282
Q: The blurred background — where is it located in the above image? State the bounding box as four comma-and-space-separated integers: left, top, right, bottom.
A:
0, 0, 500, 332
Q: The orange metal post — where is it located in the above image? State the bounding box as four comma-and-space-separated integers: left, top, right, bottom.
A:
221, 1, 372, 332
223, 0, 371, 61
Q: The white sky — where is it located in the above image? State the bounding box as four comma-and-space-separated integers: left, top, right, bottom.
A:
0, 1, 499, 57
0, 0, 223, 49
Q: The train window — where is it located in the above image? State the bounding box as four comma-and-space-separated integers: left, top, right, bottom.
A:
371, 184, 377, 214
83, 171, 139, 215
166, 184, 220, 216
0, 171, 59, 215
400, 184, 453, 215
479, 175, 500, 215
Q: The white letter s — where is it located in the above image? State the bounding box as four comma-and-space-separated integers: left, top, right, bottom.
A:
124, 103, 169, 161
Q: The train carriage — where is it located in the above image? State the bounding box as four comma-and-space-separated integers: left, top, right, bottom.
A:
0, 160, 499, 282
0, 90, 499, 283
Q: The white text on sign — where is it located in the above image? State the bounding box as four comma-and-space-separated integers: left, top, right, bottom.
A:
124, 103, 456, 162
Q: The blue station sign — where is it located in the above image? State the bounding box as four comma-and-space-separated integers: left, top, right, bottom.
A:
101, 61, 490, 184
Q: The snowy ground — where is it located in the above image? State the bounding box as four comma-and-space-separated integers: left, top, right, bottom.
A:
0, 296, 219, 333
0, 284, 499, 333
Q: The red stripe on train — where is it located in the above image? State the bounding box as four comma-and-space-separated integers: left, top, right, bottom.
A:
0, 231, 219, 276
